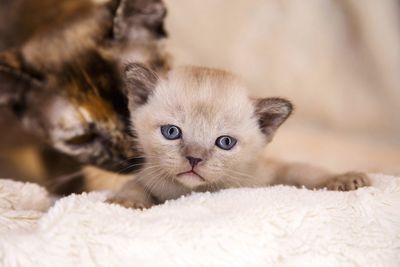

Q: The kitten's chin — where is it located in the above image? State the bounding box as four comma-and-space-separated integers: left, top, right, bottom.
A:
176, 172, 207, 188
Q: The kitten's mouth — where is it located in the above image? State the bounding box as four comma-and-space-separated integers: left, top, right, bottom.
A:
177, 170, 206, 181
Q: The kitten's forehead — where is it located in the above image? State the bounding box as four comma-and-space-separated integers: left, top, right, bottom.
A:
156, 67, 253, 118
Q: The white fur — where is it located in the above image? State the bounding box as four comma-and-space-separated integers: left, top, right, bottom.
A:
0, 174, 399, 266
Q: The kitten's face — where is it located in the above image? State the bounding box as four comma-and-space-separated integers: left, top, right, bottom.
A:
131, 67, 292, 189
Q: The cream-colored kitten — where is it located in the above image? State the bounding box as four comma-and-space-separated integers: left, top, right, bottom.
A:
110, 64, 370, 208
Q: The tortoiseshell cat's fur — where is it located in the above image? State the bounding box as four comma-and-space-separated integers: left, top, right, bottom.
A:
0, 0, 169, 193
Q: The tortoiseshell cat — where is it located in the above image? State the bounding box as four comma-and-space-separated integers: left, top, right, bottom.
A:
0, 0, 169, 192
110, 64, 370, 208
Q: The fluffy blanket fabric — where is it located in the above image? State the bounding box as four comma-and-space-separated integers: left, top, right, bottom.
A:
0, 174, 399, 267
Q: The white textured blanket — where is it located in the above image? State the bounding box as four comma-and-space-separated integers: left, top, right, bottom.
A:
0, 174, 399, 267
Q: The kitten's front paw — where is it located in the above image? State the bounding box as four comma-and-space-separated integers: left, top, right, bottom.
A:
325, 172, 370, 191
107, 196, 153, 210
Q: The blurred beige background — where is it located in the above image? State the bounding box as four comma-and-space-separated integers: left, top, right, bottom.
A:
165, 0, 400, 175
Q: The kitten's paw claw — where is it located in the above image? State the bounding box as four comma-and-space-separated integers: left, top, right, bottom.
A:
107, 197, 152, 210
325, 172, 370, 191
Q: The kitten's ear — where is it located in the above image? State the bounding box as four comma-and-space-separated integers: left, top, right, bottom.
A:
124, 62, 158, 108
254, 97, 293, 140
0, 51, 42, 106
110, 0, 167, 42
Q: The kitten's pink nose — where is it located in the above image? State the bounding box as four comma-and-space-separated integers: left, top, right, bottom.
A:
186, 156, 202, 168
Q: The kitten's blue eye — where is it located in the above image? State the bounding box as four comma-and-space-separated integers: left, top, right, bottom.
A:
215, 135, 237, 150
161, 125, 182, 140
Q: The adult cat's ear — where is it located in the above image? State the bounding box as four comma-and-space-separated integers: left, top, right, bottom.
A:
110, 0, 167, 42
124, 62, 158, 109
254, 97, 293, 140
0, 51, 42, 107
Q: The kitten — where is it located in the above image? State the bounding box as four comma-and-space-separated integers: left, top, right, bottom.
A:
110, 64, 370, 208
